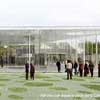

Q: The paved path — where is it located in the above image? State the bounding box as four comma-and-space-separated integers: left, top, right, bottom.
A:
0, 64, 98, 77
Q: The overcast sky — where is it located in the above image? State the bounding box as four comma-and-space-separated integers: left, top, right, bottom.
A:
0, 0, 100, 26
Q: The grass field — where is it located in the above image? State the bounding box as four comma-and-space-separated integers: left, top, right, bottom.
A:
0, 72, 100, 100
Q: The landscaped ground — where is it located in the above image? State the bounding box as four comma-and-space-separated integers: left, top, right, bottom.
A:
0, 73, 100, 100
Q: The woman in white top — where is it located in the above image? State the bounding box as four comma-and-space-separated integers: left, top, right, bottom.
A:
67, 60, 72, 79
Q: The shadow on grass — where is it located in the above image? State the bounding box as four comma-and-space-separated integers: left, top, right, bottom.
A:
78, 90, 92, 94
24, 82, 53, 87
62, 77, 84, 81
0, 83, 5, 86
43, 79, 60, 82
73, 97, 81, 100
81, 84, 100, 91
0, 79, 10, 81
19, 73, 51, 79
72, 78, 85, 81
8, 95, 23, 100
95, 97, 100, 100
35, 74, 51, 79
15, 80, 25, 83
90, 82, 100, 84
49, 87, 68, 91
8, 87, 27, 93
0, 92, 1, 96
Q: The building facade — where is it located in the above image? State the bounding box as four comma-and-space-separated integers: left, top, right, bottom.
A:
0, 26, 100, 71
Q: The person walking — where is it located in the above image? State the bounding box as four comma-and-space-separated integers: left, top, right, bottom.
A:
25, 61, 29, 80
66, 60, 72, 80
89, 61, 94, 77
30, 63, 35, 80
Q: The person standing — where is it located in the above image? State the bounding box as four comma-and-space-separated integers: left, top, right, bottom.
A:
98, 61, 100, 77
84, 62, 89, 77
74, 61, 78, 75
79, 63, 84, 77
30, 63, 35, 80
66, 60, 72, 79
89, 61, 94, 77
25, 61, 29, 80
0, 56, 4, 68
56, 60, 61, 72
64, 60, 67, 72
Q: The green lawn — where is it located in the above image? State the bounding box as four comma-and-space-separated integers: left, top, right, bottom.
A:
0, 73, 100, 100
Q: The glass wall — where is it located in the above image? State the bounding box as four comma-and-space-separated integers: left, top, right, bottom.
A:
0, 28, 99, 72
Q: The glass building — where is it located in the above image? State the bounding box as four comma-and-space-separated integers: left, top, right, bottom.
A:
0, 26, 100, 72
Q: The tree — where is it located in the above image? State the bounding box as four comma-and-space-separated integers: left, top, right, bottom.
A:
85, 42, 100, 55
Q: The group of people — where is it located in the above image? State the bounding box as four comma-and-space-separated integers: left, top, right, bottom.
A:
24, 60, 100, 80
56, 60, 100, 80
78, 61, 94, 77
25, 61, 35, 80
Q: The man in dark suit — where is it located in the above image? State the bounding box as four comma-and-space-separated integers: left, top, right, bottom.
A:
25, 61, 29, 80
56, 61, 61, 72
89, 61, 94, 77
30, 63, 35, 80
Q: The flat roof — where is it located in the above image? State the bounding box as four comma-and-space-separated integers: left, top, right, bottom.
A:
0, 26, 100, 31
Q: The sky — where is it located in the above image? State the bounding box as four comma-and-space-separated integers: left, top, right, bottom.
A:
0, 0, 100, 26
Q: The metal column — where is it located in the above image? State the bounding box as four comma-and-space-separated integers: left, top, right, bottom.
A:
96, 32, 98, 67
